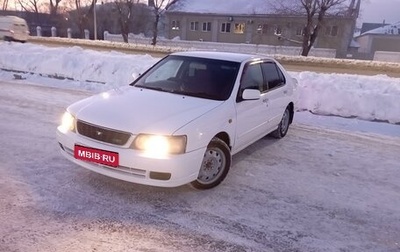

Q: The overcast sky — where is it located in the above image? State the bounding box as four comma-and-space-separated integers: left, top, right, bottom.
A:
359, 0, 400, 24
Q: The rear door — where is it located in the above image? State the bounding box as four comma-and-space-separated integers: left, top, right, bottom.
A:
260, 61, 290, 128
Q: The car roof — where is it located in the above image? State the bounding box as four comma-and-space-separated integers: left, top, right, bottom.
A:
171, 51, 273, 63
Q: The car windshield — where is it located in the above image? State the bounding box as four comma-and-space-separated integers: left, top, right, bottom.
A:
133, 55, 240, 101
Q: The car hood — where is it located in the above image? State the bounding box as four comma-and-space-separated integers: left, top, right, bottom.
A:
68, 86, 224, 135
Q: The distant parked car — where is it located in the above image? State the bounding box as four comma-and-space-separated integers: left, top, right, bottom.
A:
0, 16, 29, 43
57, 51, 297, 189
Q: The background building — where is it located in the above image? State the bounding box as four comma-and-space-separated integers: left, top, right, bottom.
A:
355, 21, 400, 60
165, 0, 361, 58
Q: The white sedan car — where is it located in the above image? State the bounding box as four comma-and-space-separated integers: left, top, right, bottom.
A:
57, 51, 297, 189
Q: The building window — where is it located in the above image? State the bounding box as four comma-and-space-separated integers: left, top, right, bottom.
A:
262, 24, 268, 34
331, 26, 338, 36
190, 21, 199, 31
274, 25, 283, 35
257, 24, 262, 33
257, 24, 268, 34
221, 22, 231, 33
234, 23, 245, 34
202, 22, 211, 32
325, 25, 338, 36
171, 20, 180, 30
296, 26, 305, 36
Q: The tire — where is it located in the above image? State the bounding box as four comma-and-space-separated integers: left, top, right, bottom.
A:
191, 138, 231, 190
271, 106, 291, 139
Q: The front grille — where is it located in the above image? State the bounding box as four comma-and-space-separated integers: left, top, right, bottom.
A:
77, 120, 131, 146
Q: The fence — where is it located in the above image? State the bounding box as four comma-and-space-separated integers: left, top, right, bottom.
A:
104, 32, 337, 58
374, 51, 400, 63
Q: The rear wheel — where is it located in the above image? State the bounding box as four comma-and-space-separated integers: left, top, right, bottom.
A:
191, 138, 231, 190
271, 107, 291, 139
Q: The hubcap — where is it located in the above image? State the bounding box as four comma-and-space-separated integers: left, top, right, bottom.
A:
280, 109, 290, 135
198, 147, 226, 184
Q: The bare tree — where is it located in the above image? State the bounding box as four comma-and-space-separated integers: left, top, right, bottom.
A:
49, 0, 62, 15
114, 0, 139, 43
68, 0, 96, 37
2, 0, 9, 10
273, 0, 350, 56
150, 0, 178, 45
17, 0, 42, 13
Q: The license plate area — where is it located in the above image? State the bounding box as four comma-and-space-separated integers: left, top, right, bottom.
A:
74, 145, 119, 167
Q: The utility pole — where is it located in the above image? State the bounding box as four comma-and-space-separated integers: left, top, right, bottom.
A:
93, 0, 97, 40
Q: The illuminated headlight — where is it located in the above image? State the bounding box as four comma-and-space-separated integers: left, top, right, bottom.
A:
133, 134, 187, 156
58, 111, 76, 133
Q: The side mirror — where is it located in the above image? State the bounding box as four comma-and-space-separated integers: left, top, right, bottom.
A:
242, 89, 261, 100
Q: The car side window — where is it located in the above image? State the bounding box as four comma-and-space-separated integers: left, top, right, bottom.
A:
237, 63, 264, 101
261, 62, 286, 90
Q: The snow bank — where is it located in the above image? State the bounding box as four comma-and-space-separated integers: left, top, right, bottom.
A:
1, 42, 400, 124
293, 72, 400, 124
27, 36, 400, 73
0, 42, 157, 84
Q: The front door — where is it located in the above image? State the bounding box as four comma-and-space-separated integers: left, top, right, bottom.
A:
234, 62, 274, 153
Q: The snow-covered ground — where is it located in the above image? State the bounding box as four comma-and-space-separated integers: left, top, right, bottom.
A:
0, 41, 399, 252
1, 80, 399, 252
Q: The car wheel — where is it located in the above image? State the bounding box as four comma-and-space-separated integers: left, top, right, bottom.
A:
271, 107, 291, 139
191, 138, 231, 190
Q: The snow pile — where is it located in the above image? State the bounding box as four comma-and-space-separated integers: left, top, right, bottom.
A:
0, 43, 157, 84
294, 72, 400, 124
28, 36, 400, 72
1, 42, 400, 124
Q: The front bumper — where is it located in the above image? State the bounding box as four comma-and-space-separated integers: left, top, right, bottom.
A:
56, 128, 205, 187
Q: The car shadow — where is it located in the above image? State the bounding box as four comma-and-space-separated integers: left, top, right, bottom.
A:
231, 134, 280, 167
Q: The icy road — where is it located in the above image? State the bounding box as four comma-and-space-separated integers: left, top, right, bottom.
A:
0, 80, 399, 252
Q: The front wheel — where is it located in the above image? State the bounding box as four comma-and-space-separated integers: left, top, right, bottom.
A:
191, 138, 231, 190
271, 107, 291, 139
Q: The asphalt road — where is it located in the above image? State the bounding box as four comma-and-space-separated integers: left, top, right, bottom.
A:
1, 80, 399, 252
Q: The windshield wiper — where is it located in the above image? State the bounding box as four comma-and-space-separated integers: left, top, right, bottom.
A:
135, 85, 186, 96
135, 85, 166, 92
184, 91, 218, 100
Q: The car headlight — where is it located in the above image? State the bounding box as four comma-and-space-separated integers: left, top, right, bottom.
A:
58, 111, 76, 133
133, 134, 187, 156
